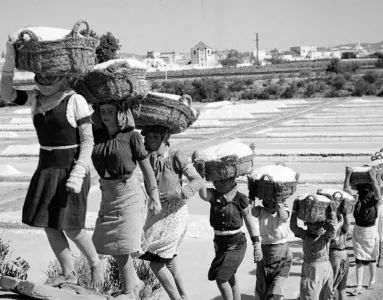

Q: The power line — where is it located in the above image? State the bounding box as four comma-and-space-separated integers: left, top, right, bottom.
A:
253, 33, 259, 65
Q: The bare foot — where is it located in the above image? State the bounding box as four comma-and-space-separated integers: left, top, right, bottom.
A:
46, 272, 78, 287
134, 279, 145, 298
90, 260, 104, 289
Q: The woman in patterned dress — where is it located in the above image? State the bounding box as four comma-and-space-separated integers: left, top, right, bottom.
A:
0, 38, 104, 288
139, 125, 204, 300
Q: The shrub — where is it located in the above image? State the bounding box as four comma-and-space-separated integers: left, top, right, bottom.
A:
228, 78, 245, 92
0, 237, 30, 280
376, 58, 383, 68
304, 83, 316, 98
363, 71, 379, 84
353, 79, 371, 96
281, 81, 298, 99
46, 254, 161, 300
331, 75, 347, 91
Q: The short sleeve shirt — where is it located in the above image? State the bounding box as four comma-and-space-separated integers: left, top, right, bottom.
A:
92, 128, 148, 179
208, 188, 249, 231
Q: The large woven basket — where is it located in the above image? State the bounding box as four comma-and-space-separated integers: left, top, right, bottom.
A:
14, 20, 99, 76
295, 194, 334, 223
132, 92, 199, 134
316, 189, 355, 215
75, 59, 149, 104
204, 154, 255, 182
248, 173, 299, 203
345, 166, 383, 190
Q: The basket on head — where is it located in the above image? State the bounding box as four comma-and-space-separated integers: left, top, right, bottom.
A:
295, 194, 334, 223
192, 141, 255, 181
14, 20, 99, 76
316, 188, 355, 215
131, 92, 199, 134
247, 163, 299, 203
204, 154, 255, 182
75, 59, 149, 104
344, 166, 383, 190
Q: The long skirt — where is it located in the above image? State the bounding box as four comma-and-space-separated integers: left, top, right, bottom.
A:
352, 224, 378, 263
300, 260, 334, 300
22, 167, 90, 230
140, 200, 188, 263
255, 243, 293, 300
208, 232, 247, 281
92, 176, 145, 256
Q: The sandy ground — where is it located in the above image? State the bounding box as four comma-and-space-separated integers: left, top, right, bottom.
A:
1, 97, 383, 299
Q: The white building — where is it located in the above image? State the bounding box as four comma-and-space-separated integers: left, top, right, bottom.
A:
190, 41, 217, 66
290, 46, 317, 58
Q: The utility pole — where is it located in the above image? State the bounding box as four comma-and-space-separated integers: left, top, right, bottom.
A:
253, 33, 259, 66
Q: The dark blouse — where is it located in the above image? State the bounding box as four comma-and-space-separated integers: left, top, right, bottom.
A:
208, 188, 249, 231
92, 128, 148, 180
353, 197, 378, 228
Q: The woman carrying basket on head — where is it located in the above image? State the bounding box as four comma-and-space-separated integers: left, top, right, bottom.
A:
344, 168, 382, 296
139, 124, 204, 300
76, 59, 162, 300
0, 27, 103, 288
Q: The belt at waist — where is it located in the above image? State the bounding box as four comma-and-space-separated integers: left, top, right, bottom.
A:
38, 147, 78, 169
40, 144, 79, 151
214, 228, 242, 236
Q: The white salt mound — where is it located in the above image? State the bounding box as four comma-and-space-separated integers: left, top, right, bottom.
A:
0, 132, 19, 138
352, 166, 371, 172
249, 165, 297, 182
0, 165, 22, 175
318, 189, 354, 201
13, 108, 31, 115
149, 92, 182, 101
15, 27, 81, 41
367, 159, 383, 167
315, 194, 332, 203
94, 58, 147, 70
195, 141, 252, 161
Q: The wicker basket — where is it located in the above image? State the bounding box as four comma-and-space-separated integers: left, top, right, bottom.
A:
14, 20, 99, 76
204, 154, 255, 182
248, 173, 299, 203
316, 189, 355, 215
75, 59, 149, 104
295, 194, 333, 223
132, 92, 199, 134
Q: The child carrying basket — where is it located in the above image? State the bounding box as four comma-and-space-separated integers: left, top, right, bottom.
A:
247, 163, 299, 300
193, 141, 261, 300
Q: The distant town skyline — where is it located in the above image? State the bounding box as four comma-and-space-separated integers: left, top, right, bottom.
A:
1, 0, 382, 55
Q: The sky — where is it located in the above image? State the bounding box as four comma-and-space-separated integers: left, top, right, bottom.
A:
1, 0, 382, 55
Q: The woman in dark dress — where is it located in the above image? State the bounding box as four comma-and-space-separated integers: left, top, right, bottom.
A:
0, 38, 104, 288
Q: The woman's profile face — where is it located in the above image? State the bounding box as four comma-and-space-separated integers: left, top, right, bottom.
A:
145, 132, 163, 151
100, 104, 118, 128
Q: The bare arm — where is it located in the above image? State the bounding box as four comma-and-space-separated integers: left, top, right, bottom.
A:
199, 185, 214, 202
290, 200, 307, 238
139, 158, 161, 213
276, 203, 290, 221
243, 207, 260, 239
181, 163, 205, 199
